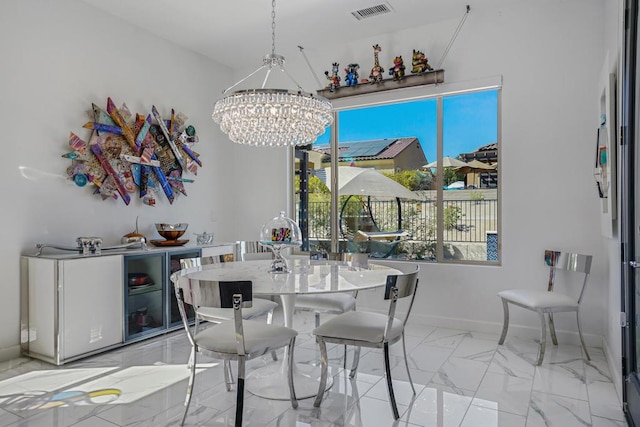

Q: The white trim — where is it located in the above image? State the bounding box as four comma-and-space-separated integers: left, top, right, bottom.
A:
604, 338, 624, 404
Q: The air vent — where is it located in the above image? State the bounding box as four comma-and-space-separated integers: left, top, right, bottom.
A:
351, 3, 394, 20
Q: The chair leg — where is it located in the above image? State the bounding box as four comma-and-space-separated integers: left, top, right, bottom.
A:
287, 337, 298, 409
235, 356, 245, 427
576, 311, 591, 361
224, 360, 234, 391
315, 312, 321, 328
401, 332, 416, 395
267, 310, 278, 361
313, 338, 329, 408
548, 313, 558, 345
498, 298, 509, 345
343, 345, 348, 369
384, 342, 400, 420
536, 311, 547, 366
349, 346, 361, 379
181, 348, 197, 426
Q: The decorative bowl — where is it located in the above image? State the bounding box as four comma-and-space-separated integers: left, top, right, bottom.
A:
155, 223, 188, 241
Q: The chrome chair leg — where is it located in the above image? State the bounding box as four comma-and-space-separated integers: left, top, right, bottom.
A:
384, 342, 400, 420
287, 337, 298, 409
349, 346, 361, 379
401, 332, 416, 395
576, 311, 591, 361
181, 349, 197, 426
267, 309, 278, 361
235, 356, 245, 427
498, 298, 509, 345
224, 359, 234, 391
313, 338, 329, 408
343, 345, 347, 369
536, 311, 547, 366
548, 313, 558, 345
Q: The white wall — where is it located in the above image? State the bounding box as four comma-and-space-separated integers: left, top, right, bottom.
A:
231, 0, 613, 347
0, 0, 235, 359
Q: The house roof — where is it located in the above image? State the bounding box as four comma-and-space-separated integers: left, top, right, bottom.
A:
314, 138, 419, 161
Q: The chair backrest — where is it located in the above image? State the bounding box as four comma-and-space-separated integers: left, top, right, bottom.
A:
383, 265, 420, 339
544, 250, 592, 303
242, 252, 273, 261
180, 256, 217, 270
235, 240, 270, 261
172, 268, 253, 355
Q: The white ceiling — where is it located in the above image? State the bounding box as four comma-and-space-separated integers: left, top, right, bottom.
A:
78, 0, 513, 70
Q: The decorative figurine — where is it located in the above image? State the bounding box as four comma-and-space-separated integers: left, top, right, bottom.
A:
388, 56, 405, 80
411, 49, 434, 74
344, 63, 360, 87
324, 62, 341, 92
369, 44, 384, 84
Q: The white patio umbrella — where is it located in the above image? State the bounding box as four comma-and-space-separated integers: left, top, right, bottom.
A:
321, 166, 421, 200
316, 166, 421, 234
423, 157, 469, 169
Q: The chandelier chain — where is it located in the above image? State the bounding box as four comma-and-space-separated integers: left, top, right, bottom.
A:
271, 0, 276, 56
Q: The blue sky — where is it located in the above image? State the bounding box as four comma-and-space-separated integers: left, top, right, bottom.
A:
314, 89, 498, 163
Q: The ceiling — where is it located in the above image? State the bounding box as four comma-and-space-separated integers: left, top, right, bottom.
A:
78, 0, 512, 70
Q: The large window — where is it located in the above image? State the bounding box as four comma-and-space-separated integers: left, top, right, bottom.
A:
294, 87, 500, 264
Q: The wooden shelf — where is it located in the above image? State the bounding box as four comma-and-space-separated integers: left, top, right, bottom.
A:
317, 69, 444, 100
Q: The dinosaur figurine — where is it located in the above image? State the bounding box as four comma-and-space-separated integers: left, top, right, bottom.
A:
388, 56, 405, 80
369, 44, 384, 84
324, 62, 341, 92
411, 49, 434, 74
344, 63, 360, 87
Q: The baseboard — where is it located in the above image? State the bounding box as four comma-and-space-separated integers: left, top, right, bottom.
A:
406, 312, 604, 348
0, 345, 22, 364
604, 339, 624, 404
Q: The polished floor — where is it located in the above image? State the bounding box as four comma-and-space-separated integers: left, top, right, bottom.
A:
0, 310, 627, 426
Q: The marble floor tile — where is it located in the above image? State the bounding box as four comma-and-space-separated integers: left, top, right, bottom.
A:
472, 372, 534, 416
402, 386, 473, 427
0, 312, 627, 427
460, 403, 527, 427
527, 391, 592, 427
430, 357, 489, 392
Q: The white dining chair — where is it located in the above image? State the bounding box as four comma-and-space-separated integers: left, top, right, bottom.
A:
312, 266, 420, 420
293, 252, 362, 367
172, 272, 298, 426
497, 250, 593, 365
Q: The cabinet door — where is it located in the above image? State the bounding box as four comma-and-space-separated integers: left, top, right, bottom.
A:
60, 256, 123, 359
168, 249, 200, 328
124, 253, 166, 340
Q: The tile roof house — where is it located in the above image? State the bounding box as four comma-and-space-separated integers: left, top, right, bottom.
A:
313, 138, 428, 173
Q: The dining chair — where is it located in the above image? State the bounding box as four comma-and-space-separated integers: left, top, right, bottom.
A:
172, 271, 298, 426
497, 250, 593, 365
294, 252, 362, 367
180, 257, 278, 330
180, 257, 279, 382
312, 265, 420, 420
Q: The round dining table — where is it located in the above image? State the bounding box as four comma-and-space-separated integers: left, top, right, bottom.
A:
181, 256, 403, 400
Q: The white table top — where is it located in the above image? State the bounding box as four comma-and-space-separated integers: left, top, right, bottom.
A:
178, 258, 402, 296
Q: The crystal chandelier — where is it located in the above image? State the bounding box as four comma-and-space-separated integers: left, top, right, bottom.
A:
212, 0, 333, 147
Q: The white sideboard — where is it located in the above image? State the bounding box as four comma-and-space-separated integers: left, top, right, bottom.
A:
21, 243, 235, 365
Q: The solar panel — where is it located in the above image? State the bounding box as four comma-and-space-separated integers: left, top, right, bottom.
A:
339, 140, 391, 158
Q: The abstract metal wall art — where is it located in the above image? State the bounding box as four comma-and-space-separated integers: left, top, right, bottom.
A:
63, 98, 202, 206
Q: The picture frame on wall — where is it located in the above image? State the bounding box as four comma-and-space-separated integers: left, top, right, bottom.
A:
595, 72, 617, 238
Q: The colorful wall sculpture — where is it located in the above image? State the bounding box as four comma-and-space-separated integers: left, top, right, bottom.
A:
63, 98, 202, 206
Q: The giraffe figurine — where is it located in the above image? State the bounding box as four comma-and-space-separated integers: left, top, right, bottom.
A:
369, 44, 384, 84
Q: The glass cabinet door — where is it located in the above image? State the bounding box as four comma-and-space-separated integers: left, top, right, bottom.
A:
168, 249, 201, 328
124, 253, 166, 341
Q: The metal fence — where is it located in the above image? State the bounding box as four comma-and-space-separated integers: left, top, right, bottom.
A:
303, 198, 498, 244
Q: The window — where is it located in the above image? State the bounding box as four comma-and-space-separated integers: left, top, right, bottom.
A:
293, 87, 500, 264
